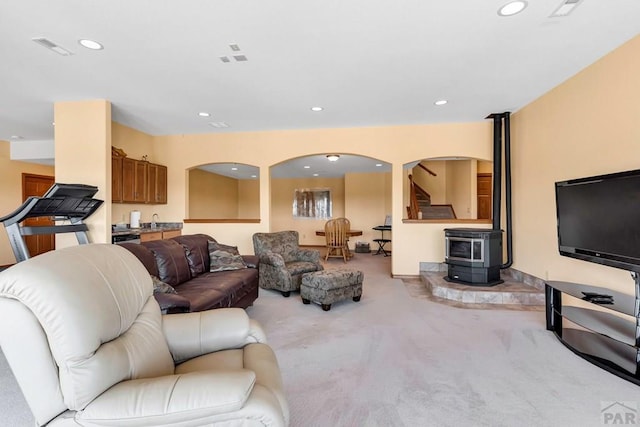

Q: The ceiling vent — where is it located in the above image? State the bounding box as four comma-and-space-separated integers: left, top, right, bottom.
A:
32, 38, 74, 56
550, 0, 583, 17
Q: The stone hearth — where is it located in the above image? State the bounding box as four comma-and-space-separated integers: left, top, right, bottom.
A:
419, 263, 545, 309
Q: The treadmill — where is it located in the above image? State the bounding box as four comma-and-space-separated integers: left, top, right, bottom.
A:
0, 183, 103, 262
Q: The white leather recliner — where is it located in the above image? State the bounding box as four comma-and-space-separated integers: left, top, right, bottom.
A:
0, 244, 289, 426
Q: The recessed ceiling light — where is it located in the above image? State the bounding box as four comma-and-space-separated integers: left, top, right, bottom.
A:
251, 175, 257, 178
198, 112, 210, 117
233, 55, 248, 62
304, 165, 311, 169
78, 39, 103, 50
220, 56, 231, 63
10, 135, 24, 140
231, 167, 238, 171
498, 1, 528, 16
434, 99, 448, 106
550, 0, 582, 17
375, 163, 383, 167
326, 154, 340, 162
313, 173, 319, 177
229, 44, 241, 52
311, 107, 324, 112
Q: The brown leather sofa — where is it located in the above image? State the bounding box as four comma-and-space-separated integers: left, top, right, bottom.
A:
120, 233, 259, 313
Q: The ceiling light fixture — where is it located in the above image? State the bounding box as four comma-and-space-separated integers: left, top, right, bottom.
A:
231, 167, 238, 171
326, 154, 340, 162
550, 0, 582, 17
78, 39, 103, 50
10, 135, 24, 140
498, 1, 528, 16
229, 44, 241, 52
434, 99, 448, 106
311, 107, 324, 112
304, 165, 311, 169
198, 112, 210, 117
375, 163, 383, 167
220, 56, 231, 63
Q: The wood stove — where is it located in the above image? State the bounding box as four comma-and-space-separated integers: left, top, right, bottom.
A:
444, 228, 503, 286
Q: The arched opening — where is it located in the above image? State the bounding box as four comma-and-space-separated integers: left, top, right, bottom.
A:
269, 153, 391, 248
403, 157, 493, 221
186, 163, 260, 220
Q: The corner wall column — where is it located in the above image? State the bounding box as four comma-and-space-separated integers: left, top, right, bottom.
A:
54, 100, 112, 246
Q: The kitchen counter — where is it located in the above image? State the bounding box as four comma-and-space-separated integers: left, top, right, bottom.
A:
111, 222, 183, 237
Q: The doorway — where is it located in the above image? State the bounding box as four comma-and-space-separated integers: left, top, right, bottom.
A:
22, 173, 55, 257
477, 173, 492, 220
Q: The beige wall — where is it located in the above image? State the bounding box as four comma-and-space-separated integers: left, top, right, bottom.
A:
150, 123, 492, 272
189, 169, 239, 218
345, 172, 392, 251
511, 34, 640, 293
0, 141, 55, 265
270, 176, 345, 246
446, 159, 475, 219
238, 179, 260, 219
54, 100, 111, 247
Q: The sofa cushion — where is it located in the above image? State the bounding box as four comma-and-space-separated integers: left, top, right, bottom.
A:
143, 239, 191, 286
172, 234, 214, 276
178, 269, 259, 311
118, 243, 159, 277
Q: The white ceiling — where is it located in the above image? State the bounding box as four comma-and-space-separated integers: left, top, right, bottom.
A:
2, 1, 640, 174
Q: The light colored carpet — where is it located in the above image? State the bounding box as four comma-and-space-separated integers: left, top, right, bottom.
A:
1, 253, 638, 426
248, 253, 639, 427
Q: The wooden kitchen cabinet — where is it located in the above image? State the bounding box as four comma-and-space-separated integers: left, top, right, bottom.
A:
122, 158, 148, 203
147, 163, 168, 204
139, 231, 163, 242
112, 155, 123, 203
113, 155, 167, 204
139, 229, 182, 242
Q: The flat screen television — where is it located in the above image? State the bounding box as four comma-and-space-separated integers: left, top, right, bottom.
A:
555, 169, 640, 272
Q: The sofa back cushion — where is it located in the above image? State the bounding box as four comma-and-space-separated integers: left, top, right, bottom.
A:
172, 234, 214, 276
118, 243, 159, 277
142, 239, 191, 286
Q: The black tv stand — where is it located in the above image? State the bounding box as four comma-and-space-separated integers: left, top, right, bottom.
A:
545, 273, 640, 386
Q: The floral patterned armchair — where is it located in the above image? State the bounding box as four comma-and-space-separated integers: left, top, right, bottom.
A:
252, 231, 324, 297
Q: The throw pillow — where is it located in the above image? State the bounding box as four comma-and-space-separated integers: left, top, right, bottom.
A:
151, 275, 177, 294
208, 240, 240, 256
209, 250, 248, 272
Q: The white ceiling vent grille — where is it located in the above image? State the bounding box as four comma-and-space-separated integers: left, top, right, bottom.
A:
550, 0, 583, 17
32, 38, 74, 56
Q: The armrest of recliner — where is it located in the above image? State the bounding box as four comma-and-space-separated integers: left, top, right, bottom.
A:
78, 370, 256, 423
258, 251, 285, 267
162, 308, 267, 363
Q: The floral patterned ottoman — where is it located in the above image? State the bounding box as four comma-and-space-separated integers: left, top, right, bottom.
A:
300, 269, 363, 311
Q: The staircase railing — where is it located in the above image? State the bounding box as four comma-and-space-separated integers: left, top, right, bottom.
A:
407, 175, 431, 219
